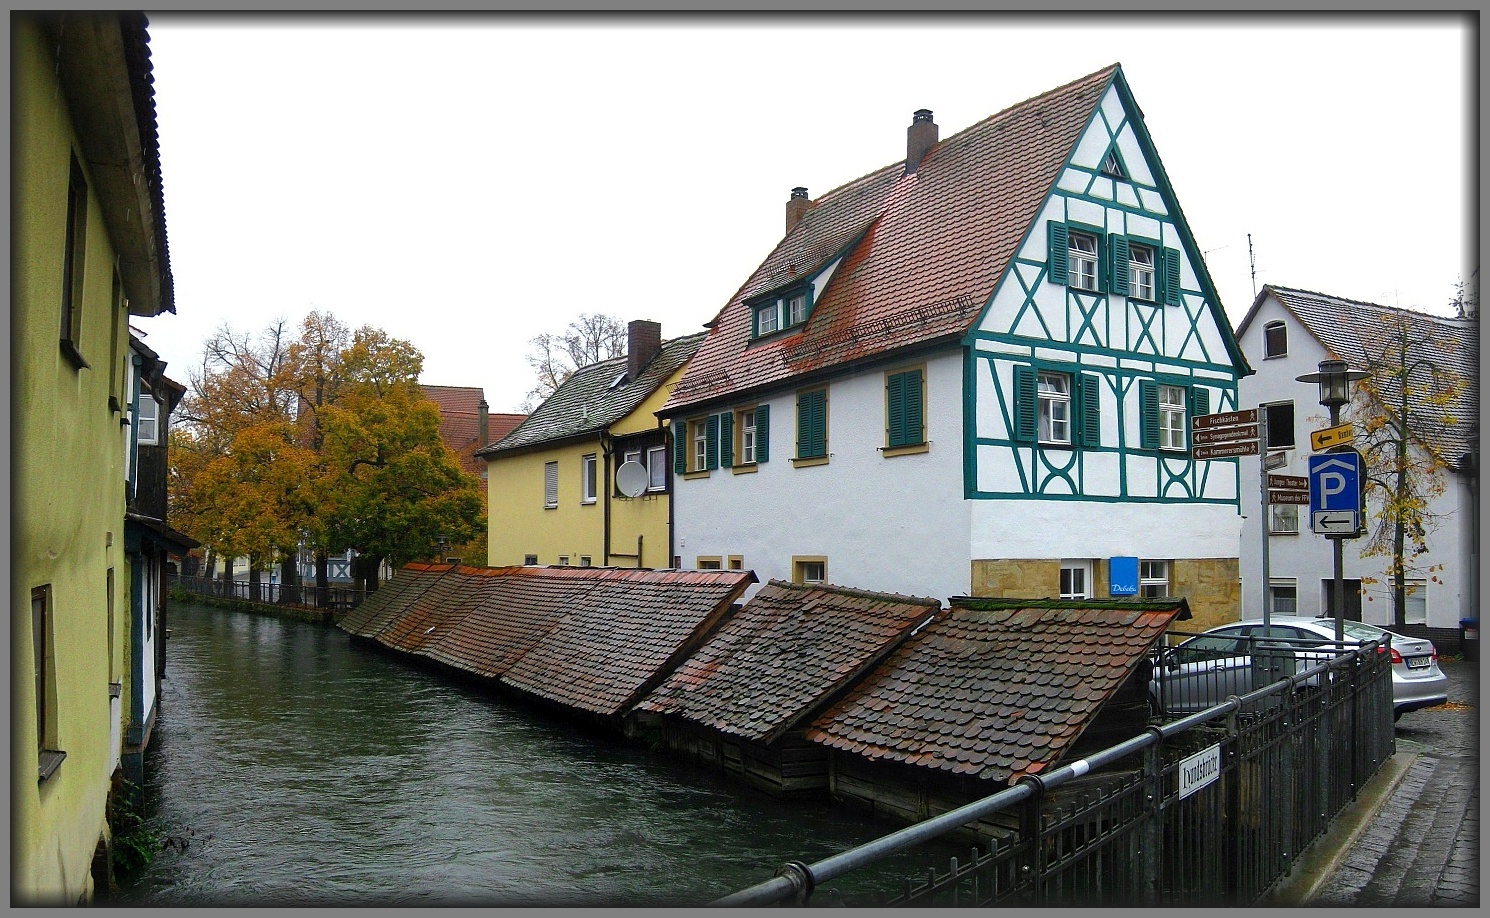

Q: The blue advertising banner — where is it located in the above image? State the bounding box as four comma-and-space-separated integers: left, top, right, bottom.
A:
1109, 556, 1139, 596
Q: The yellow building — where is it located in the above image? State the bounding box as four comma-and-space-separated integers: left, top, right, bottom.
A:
12, 12, 177, 904
480, 323, 705, 570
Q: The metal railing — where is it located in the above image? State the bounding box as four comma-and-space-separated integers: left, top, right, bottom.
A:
714, 636, 1394, 907
170, 574, 367, 613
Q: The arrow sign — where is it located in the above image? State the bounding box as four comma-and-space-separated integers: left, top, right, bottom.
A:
1311, 422, 1354, 452
1312, 510, 1360, 534
1269, 491, 1310, 504
1193, 408, 1258, 430
1193, 424, 1259, 445
1268, 474, 1308, 491
1194, 440, 1260, 460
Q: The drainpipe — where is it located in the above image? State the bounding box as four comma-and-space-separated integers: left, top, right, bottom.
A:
601, 431, 613, 566
665, 417, 676, 569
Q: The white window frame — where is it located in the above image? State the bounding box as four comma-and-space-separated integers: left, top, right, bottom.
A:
1129, 244, 1156, 301
1140, 560, 1169, 598
543, 461, 558, 509
1060, 560, 1092, 600
580, 454, 597, 504
793, 557, 827, 585
1269, 579, 1299, 615
136, 394, 161, 446
756, 302, 780, 336
787, 293, 809, 327
646, 445, 668, 491
740, 409, 757, 465
1038, 371, 1072, 445
1069, 231, 1098, 291
1403, 579, 1428, 625
1269, 503, 1299, 535
1158, 384, 1186, 451
691, 420, 708, 472
1263, 321, 1288, 358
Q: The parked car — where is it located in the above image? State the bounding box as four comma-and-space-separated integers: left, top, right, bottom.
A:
1150, 616, 1448, 720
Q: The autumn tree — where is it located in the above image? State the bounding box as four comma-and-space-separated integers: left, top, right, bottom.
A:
1348, 299, 1474, 630
520, 312, 626, 410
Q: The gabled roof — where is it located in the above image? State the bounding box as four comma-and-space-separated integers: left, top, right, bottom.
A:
479, 332, 707, 456
634, 580, 939, 745
1240, 285, 1478, 461
804, 597, 1186, 785
419, 384, 525, 477
662, 65, 1121, 414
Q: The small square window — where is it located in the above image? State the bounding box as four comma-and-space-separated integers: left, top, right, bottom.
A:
1263, 321, 1288, 359
696, 556, 722, 570
1269, 580, 1298, 615
1060, 560, 1092, 599
523, 554, 538, 565
557, 555, 569, 566
727, 555, 744, 571
1140, 560, 1169, 598
1264, 402, 1295, 450
793, 556, 827, 585
1270, 504, 1299, 535
579, 555, 592, 567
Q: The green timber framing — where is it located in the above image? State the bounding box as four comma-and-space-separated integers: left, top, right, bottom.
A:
960, 65, 1250, 504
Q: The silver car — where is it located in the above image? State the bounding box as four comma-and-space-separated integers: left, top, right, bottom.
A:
1151, 615, 1448, 720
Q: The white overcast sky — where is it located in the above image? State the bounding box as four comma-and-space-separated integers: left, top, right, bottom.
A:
136, 13, 1476, 414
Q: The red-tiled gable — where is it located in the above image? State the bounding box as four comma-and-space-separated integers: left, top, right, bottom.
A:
635, 580, 939, 745
805, 598, 1185, 785
663, 65, 1118, 414
421, 384, 512, 478
337, 563, 452, 638
498, 569, 756, 718
487, 412, 526, 444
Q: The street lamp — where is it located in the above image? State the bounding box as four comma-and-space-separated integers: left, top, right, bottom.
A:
1295, 358, 1370, 643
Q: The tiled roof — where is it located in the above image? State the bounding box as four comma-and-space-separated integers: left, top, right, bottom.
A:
480, 332, 707, 455
1254, 286, 1478, 462
805, 598, 1185, 785
634, 580, 939, 745
662, 65, 1119, 414
419, 385, 525, 478
338, 564, 756, 720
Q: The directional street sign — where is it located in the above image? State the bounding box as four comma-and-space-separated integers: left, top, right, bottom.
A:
1309, 452, 1364, 537
1312, 510, 1360, 534
1193, 424, 1259, 445
1269, 491, 1310, 504
1263, 451, 1289, 471
1310, 422, 1354, 452
1194, 440, 1260, 461
1193, 408, 1258, 430
1268, 474, 1308, 491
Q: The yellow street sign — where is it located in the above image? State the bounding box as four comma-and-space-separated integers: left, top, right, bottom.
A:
1311, 422, 1353, 451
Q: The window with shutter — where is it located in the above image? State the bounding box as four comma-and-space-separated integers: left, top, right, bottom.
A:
672, 420, 687, 475
1263, 321, 1288, 358
1139, 379, 1159, 450
718, 411, 733, 468
1108, 234, 1131, 296
755, 404, 770, 463
1080, 374, 1101, 447
796, 388, 828, 460
1037, 371, 1072, 445
704, 415, 720, 471
1163, 247, 1182, 305
543, 461, 559, 508
885, 368, 925, 448
1191, 386, 1211, 422
1047, 221, 1069, 286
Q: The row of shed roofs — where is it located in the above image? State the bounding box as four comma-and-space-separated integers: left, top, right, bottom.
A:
339, 564, 1189, 788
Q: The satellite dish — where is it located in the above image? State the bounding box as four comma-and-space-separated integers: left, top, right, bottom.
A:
616, 460, 649, 498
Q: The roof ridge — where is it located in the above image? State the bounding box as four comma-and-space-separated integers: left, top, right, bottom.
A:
1269, 284, 1467, 324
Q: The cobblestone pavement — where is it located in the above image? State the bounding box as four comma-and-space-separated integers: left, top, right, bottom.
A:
1309, 659, 1479, 907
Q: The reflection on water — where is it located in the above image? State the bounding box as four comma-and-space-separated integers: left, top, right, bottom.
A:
120, 603, 961, 906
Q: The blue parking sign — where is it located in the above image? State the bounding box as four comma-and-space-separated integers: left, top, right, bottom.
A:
1308, 451, 1362, 536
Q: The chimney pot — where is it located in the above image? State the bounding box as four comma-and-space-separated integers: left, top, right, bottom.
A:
905, 108, 939, 175
785, 186, 810, 235
627, 320, 662, 381
478, 397, 489, 447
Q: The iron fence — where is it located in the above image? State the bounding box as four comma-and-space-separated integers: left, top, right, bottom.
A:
714, 634, 1395, 907
170, 574, 366, 614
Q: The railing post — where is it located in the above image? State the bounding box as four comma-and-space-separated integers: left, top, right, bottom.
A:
1141, 738, 1164, 905
1279, 683, 1296, 879
1226, 707, 1243, 903
1018, 777, 1045, 905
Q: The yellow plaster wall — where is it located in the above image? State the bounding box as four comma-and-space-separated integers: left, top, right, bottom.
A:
487, 438, 606, 566
12, 17, 133, 904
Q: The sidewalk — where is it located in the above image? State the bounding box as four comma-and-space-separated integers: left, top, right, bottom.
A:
1265, 659, 1479, 907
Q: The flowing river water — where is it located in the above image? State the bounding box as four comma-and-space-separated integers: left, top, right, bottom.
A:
118, 601, 963, 907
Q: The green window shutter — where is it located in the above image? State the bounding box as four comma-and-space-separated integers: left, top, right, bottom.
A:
1047, 221, 1069, 285
672, 419, 687, 474
1139, 379, 1159, 449
886, 372, 907, 447
1109, 234, 1130, 297
798, 390, 826, 459
1191, 386, 1210, 422
755, 404, 770, 463
1080, 374, 1101, 447
1163, 247, 1182, 306
718, 411, 733, 468
1012, 364, 1037, 443
904, 369, 924, 445
705, 414, 719, 470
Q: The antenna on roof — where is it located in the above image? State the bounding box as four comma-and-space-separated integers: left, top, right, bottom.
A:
1248, 233, 1258, 300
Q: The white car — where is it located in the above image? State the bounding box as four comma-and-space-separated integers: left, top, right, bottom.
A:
1151, 615, 1448, 720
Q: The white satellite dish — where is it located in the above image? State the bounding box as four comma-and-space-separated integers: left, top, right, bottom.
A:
616, 460, 649, 498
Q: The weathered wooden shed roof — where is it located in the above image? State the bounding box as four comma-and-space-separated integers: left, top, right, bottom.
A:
805, 598, 1186, 785
634, 580, 938, 745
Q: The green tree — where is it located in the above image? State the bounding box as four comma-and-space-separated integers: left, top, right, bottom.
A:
1349, 300, 1472, 630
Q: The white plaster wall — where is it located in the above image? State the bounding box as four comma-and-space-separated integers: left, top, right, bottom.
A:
671, 350, 970, 604
1237, 293, 1473, 630
140, 557, 158, 733
972, 498, 1241, 560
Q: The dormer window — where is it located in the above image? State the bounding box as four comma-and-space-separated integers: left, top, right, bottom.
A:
750, 287, 814, 339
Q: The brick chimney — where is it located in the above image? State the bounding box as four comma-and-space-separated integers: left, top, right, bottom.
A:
627, 320, 662, 380
905, 109, 938, 174
785, 186, 809, 235
477, 397, 489, 447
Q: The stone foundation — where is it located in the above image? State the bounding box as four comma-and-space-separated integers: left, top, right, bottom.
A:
970, 557, 1241, 630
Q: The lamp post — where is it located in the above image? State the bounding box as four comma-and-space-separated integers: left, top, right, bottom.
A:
1296, 359, 1369, 643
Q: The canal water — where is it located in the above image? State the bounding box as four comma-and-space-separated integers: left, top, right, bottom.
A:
119, 601, 964, 907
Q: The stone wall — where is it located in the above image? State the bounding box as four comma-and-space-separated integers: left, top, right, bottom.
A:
969, 557, 1241, 631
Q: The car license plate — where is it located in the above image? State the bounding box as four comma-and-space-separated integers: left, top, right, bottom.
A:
1406, 656, 1430, 669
